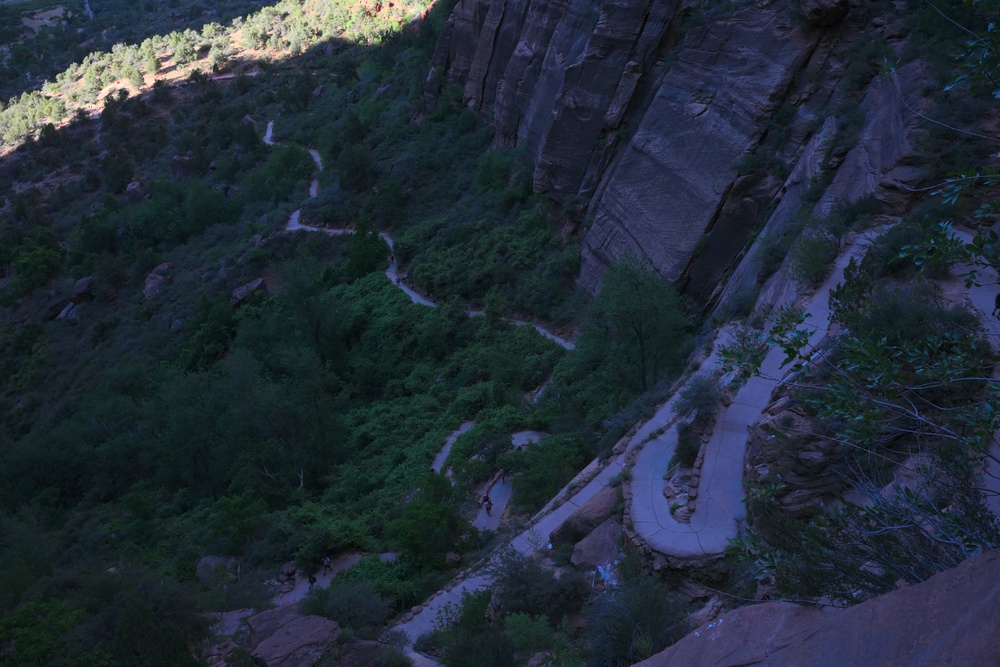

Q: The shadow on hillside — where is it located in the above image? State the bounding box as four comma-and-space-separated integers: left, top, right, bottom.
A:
0, 0, 296, 101
0, 0, 454, 176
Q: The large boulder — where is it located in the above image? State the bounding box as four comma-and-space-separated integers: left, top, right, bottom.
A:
550, 485, 616, 544
144, 262, 172, 299
634, 549, 1000, 667
248, 605, 339, 667
570, 517, 619, 570
231, 277, 266, 306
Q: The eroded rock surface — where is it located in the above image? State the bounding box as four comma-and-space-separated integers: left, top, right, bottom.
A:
582, 9, 818, 291
248, 605, 339, 667
635, 549, 1000, 667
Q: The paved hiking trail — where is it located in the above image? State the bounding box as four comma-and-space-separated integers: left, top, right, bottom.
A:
949, 228, 1000, 519
628, 228, 890, 560
265, 119, 575, 347
260, 120, 1000, 661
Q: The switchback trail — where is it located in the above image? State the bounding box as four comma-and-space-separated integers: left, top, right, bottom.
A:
263, 119, 575, 348
628, 228, 890, 560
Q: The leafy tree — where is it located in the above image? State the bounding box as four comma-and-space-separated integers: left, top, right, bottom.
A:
12, 244, 61, 295
586, 575, 688, 667
593, 257, 689, 393
345, 219, 389, 280
389, 475, 470, 567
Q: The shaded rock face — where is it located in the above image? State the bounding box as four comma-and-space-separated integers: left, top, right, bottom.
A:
582, 9, 818, 291
817, 60, 930, 214
800, 0, 849, 27
570, 517, 619, 570
248, 605, 339, 667
745, 394, 845, 518
550, 484, 617, 544
635, 549, 1000, 667
429, 0, 678, 202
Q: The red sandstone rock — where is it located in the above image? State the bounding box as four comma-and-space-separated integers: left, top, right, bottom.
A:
634, 550, 1000, 667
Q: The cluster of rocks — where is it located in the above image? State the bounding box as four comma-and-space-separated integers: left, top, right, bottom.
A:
745, 392, 845, 518
49, 275, 94, 321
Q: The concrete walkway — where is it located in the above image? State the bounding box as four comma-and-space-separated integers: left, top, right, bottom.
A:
949, 228, 1000, 519
395, 451, 626, 648
629, 229, 888, 560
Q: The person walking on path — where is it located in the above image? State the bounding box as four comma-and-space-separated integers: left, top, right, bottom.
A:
482, 493, 492, 517
993, 293, 1000, 319
322, 556, 331, 574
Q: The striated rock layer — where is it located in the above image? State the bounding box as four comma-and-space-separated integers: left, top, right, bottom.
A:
582, 9, 818, 292
428, 0, 678, 202
634, 548, 1000, 667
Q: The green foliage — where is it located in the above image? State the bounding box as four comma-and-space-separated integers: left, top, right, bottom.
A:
11, 244, 61, 295
671, 373, 722, 424
485, 550, 588, 622
585, 574, 688, 667
500, 434, 593, 515
301, 582, 391, 637
671, 421, 700, 469
552, 256, 691, 423
718, 323, 768, 376
345, 219, 390, 280
388, 476, 472, 568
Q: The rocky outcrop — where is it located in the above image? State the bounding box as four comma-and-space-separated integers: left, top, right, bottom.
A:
570, 517, 619, 570
816, 60, 930, 214
745, 394, 844, 518
581, 9, 819, 292
248, 605, 339, 667
549, 484, 616, 544
143, 262, 172, 299
800, 0, 849, 27
635, 549, 1000, 667
230, 277, 266, 306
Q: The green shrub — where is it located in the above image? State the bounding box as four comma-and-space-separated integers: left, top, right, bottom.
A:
672, 373, 722, 424
300, 582, 390, 638
586, 575, 688, 666
671, 421, 701, 468
790, 229, 840, 285
485, 550, 588, 622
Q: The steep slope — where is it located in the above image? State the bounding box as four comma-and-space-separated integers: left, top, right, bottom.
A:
427, 0, 935, 304
634, 548, 1000, 667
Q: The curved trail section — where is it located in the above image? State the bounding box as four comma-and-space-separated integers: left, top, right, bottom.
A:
629, 228, 890, 561
264, 120, 574, 348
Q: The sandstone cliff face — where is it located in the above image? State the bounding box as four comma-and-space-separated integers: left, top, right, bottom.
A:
582, 9, 818, 293
428, 0, 678, 203
634, 548, 1000, 667
430, 0, 935, 304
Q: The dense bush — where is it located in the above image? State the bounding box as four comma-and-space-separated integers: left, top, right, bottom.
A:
586, 575, 689, 666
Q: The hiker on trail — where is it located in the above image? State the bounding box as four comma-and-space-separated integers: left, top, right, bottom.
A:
994, 293, 1000, 318
500, 468, 507, 483
308, 575, 316, 588
484, 495, 493, 517
322, 556, 331, 574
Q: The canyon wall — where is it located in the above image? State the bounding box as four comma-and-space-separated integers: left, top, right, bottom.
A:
428, 0, 929, 305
